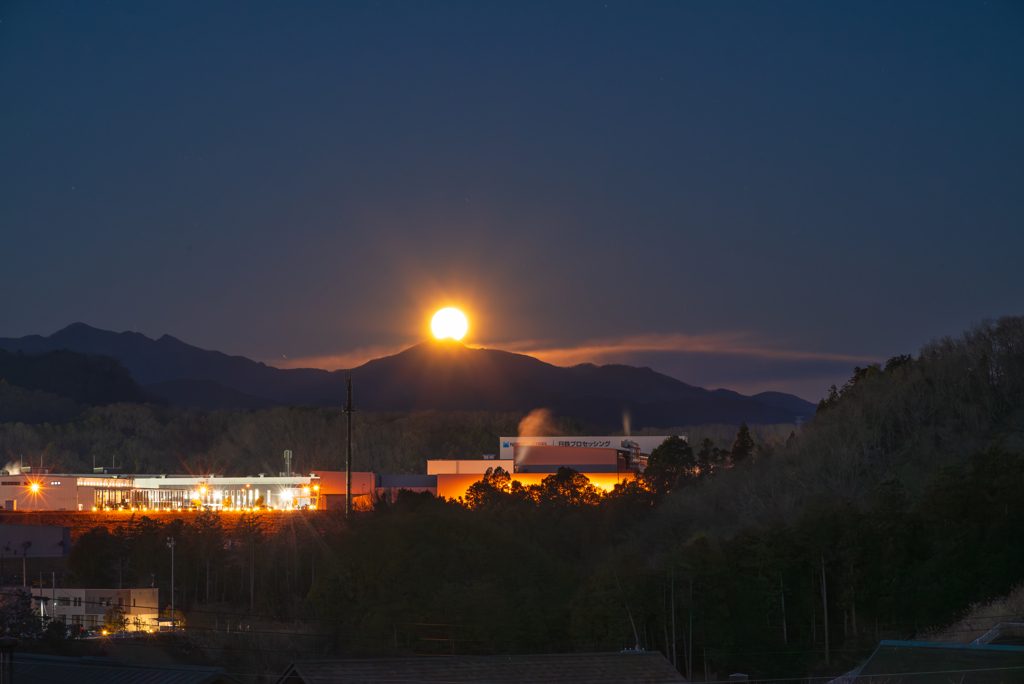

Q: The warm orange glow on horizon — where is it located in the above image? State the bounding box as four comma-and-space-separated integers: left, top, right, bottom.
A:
435, 470, 634, 501
431, 308, 468, 340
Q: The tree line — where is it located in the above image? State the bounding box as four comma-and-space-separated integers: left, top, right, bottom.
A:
0, 399, 782, 477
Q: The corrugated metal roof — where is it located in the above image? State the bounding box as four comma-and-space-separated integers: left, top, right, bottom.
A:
842, 641, 1024, 684
13, 653, 236, 684
276, 652, 685, 684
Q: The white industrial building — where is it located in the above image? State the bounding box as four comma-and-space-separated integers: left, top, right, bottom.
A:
497, 435, 677, 461
131, 474, 319, 510
0, 473, 320, 511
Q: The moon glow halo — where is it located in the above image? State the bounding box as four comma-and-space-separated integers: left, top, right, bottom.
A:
431, 308, 468, 341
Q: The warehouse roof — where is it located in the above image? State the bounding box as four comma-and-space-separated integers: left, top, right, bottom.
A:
13, 652, 238, 684
276, 651, 685, 684
833, 640, 1024, 684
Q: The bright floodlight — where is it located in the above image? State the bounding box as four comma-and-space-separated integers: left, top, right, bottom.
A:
431, 308, 468, 340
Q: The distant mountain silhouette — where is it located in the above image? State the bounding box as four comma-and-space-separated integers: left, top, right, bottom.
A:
0, 324, 817, 427
0, 323, 329, 402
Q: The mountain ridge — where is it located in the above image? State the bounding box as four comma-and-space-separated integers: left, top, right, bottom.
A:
0, 324, 817, 427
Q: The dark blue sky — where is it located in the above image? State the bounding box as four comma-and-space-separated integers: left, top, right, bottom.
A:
2, 1, 1022, 400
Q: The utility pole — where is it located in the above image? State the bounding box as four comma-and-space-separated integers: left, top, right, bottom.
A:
21, 541, 30, 588
345, 371, 353, 519
688, 580, 693, 683
250, 530, 255, 613
167, 537, 176, 630
780, 576, 788, 645
821, 556, 829, 666
670, 568, 677, 670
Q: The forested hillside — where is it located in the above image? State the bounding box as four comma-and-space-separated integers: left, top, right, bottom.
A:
653, 315, 1024, 539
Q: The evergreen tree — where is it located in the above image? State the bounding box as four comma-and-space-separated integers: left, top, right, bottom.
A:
730, 422, 755, 462
644, 435, 696, 494
696, 437, 718, 476
817, 384, 840, 412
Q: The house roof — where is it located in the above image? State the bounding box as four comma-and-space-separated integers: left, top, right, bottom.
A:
13, 652, 239, 684
847, 640, 1024, 683
276, 651, 685, 684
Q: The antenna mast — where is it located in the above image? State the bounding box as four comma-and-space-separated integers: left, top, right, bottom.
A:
345, 371, 353, 519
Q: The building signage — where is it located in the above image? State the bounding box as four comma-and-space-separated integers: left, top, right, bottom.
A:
498, 435, 679, 461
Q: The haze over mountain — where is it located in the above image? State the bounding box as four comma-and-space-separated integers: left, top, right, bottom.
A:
0, 324, 816, 427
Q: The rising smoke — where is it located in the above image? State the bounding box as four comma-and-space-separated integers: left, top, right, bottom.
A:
517, 408, 560, 437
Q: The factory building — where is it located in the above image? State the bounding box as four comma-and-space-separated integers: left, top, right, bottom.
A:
0, 473, 321, 511
428, 435, 678, 500
31, 587, 160, 631
0, 471, 425, 512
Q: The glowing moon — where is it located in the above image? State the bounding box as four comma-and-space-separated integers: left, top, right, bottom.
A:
431, 308, 468, 340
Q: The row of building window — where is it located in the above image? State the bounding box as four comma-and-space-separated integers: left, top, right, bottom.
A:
51, 596, 120, 607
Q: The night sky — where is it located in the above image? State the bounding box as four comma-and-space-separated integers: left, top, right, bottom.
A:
2, 2, 1022, 401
